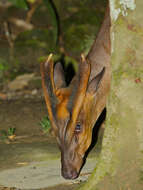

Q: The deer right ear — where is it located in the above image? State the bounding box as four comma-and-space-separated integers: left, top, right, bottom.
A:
54, 62, 66, 89
87, 67, 105, 95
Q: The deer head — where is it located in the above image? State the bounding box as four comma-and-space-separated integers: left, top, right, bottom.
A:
40, 53, 106, 179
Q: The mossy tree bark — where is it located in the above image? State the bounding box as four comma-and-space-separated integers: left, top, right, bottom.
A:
79, 0, 143, 189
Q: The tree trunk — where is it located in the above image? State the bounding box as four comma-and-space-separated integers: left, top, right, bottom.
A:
79, 0, 143, 189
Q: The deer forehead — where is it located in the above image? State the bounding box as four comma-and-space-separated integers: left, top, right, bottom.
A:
56, 98, 70, 119
55, 88, 71, 119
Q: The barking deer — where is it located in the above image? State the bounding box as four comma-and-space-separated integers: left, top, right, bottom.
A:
40, 4, 111, 179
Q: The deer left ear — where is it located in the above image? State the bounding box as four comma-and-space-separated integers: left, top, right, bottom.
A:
54, 62, 66, 89
87, 67, 105, 95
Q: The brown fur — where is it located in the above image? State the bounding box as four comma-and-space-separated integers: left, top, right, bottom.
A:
40, 4, 111, 180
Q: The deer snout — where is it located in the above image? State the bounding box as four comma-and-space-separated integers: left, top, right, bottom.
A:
61, 151, 83, 179
62, 166, 78, 179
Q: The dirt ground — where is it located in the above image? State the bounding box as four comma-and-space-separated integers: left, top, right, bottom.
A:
0, 99, 47, 138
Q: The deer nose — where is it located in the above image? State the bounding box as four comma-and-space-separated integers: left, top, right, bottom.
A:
62, 168, 78, 179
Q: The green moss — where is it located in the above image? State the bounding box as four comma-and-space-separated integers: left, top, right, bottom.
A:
140, 171, 143, 182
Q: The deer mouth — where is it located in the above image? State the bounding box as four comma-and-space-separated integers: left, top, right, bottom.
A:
61, 152, 83, 179
62, 167, 79, 179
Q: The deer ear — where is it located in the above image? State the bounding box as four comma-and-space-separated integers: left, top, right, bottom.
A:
87, 67, 105, 95
54, 62, 66, 88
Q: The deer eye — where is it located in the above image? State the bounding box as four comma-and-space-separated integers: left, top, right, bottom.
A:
75, 123, 81, 133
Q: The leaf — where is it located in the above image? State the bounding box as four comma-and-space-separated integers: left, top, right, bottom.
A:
40, 116, 51, 133
27, 0, 36, 3
43, 0, 59, 44
7, 0, 28, 10
8, 135, 16, 140
0, 58, 9, 71
8, 127, 16, 136
0, 64, 4, 71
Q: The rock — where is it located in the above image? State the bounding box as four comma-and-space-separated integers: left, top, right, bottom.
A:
8, 73, 35, 91
31, 89, 38, 95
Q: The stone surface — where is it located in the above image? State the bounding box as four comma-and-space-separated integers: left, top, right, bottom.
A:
8, 73, 35, 91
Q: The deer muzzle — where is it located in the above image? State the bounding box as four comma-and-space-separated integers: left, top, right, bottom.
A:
61, 151, 83, 179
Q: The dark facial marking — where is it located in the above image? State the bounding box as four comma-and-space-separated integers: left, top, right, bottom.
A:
75, 123, 82, 133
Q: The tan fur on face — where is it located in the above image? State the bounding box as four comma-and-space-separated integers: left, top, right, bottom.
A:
56, 88, 71, 119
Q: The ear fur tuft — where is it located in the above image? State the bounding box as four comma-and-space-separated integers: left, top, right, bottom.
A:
54, 62, 66, 89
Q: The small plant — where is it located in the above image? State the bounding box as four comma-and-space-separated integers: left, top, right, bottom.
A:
0, 130, 7, 140
7, 127, 16, 136
40, 116, 51, 134
0, 127, 16, 141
